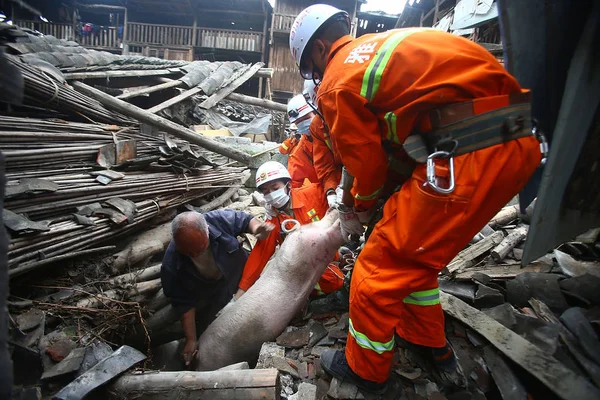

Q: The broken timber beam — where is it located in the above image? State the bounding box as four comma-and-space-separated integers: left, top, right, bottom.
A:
118, 80, 286, 112
148, 86, 202, 114
107, 369, 280, 399
440, 292, 600, 400
227, 92, 287, 112
71, 81, 251, 164
489, 204, 520, 228
199, 62, 264, 110
110, 222, 171, 274
116, 67, 274, 100
63, 70, 181, 80
446, 230, 505, 274
108, 263, 161, 286
9, 246, 116, 279
454, 262, 552, 280
116, 79, 182, 100
491, 224, 529, 262
75, 278, 162, 309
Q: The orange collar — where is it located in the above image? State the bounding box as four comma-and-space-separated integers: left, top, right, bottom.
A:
326, 35, 354, 68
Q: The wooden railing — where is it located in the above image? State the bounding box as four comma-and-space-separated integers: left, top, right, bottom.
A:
79, 26, 120, 50
16, 20, 120, 50
15, 21, 75, 41
272, 13, 296, 33
15, 20, 263, 54
197, 28, 262, 52
128, 22, 193, 48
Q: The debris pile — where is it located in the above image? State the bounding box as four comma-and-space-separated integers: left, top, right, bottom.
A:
2, 21, 284, 398
238, 201, 600, 400
5, 20, 600, 400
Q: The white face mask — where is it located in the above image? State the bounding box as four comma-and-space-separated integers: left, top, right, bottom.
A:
263, 187, 290, 209
295, 119, 312, 135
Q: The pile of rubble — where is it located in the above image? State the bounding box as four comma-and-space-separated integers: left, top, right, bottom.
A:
9, 196, 600, 400
256, 201, 600, 400
4, 20, 600, 400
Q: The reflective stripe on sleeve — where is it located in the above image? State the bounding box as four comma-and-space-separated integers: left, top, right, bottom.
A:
354, 185, 383, 201
385, 111, 399, 144
361, 29, 430, 102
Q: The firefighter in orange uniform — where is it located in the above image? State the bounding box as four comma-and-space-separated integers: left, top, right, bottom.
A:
234, 161, 343, 300
278, 135, 299, 156
303, 80, 343, 208
290, 4, 543, 393
285, 95, 319, 188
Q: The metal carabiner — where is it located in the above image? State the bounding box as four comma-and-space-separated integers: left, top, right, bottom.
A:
424, 150, 455, 194
281, 219, 301, 234
532, 125, 549, 166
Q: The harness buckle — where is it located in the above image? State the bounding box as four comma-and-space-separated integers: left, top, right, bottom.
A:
532, 123, 549, 166
424, 150, 455, 194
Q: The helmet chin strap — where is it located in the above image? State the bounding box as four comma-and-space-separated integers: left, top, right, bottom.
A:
304, 72, 331, 137
311, 65, 322, 86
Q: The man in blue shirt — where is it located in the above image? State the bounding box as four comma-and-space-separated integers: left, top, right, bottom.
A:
161, 209, 273, 367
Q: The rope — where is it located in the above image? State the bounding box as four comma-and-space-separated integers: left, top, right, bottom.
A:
40, 71, 60, 105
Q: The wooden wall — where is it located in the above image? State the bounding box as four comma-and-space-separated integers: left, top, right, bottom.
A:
271, 36, 304, 96
269, 0, 358, 96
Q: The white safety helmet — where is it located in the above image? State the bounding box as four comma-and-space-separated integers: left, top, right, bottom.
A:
289, 4, 349, 79
287, 94, 312, 124
303, 80, 318, 106
255, 161, 291, 188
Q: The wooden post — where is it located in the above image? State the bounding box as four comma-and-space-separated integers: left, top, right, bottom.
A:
122, 7, 129, 55
108, 369, 281, 399
258, 0, 268, 98
71, 81, 252, 164
190, 15, 197, 61
433, 0, 440, 26
351, 0, 359, 37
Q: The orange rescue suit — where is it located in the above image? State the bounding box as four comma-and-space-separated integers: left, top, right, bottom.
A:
317, 29, 541, 383
310, 116, 342, 193
287, 135, 319, 188
238, 183, 343, 294
278, 136, 298, 155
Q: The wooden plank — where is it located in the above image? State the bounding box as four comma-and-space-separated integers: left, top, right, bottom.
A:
108, 369, 280, 400
71, 81, 251, 165
454, 262, 552, 280
199, 62, 264, 110
441, 292, 600, 400
446, 230, 505, 274
148, 86, 203, 114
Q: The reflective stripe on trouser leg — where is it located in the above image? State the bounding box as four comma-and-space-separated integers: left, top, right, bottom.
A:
403, 288, 440, 306
348, 318, 394, 354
